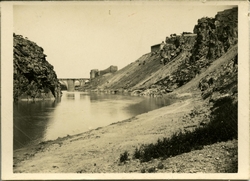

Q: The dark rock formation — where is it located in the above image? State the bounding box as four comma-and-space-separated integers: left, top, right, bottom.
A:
160, 33, 196, 65
155, 7, 238, 92
13, 34, 61, 101
192, 7, 238, 61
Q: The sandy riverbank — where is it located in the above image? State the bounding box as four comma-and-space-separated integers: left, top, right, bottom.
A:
13, 93, 237, 173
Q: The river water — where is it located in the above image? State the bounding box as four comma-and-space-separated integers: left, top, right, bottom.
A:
14, 91, 173, 150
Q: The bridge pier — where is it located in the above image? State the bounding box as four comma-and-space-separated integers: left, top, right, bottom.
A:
67, 79, 75, 92
79, 80, 85, 87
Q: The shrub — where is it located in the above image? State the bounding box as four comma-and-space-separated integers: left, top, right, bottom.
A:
147, 167, 156, 173
141, 168, 146, 173
119, 151, 129, 163
133, 147, 142, 159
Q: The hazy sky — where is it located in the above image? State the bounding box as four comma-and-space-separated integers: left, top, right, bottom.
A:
14, 3, 234, 78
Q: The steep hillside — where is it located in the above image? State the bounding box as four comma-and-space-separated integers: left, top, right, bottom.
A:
83, 7, 237, 98
118, 7, 238, 172
83, 35, 196, 94
13, 34, 61, 101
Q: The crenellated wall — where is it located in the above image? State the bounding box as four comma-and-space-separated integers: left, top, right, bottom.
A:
90, 65, 118, 79
151, 42, 165, 53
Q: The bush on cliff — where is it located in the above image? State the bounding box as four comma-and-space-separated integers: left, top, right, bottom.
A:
119, 151, 129, 163
13, 34, 61, 101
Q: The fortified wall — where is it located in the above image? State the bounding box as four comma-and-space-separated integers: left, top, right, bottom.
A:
151, 41, 165, 53
90, 65, 118, 79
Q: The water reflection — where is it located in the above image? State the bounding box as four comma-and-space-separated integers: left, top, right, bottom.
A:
14, 91, 173, 150
14, 100, 60, 150
127, 97, 172, 115
66, 93, 75, 99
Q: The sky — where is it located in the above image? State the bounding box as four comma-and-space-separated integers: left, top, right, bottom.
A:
13, 3, 235, 78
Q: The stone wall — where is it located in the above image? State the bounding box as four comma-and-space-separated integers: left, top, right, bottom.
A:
90, 69, 100, 79
100, 65, 118, 75
90, 66, 118, 79
151, 44, 161, 52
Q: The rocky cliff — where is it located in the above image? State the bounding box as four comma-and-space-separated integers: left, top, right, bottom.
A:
192, 7, 237, 61
153, 7, 237, 93
13, 34, 61, 101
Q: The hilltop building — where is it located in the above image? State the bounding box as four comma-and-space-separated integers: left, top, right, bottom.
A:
151, 41, 165, 53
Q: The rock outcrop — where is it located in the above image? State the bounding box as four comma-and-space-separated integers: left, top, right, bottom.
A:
13, 34, 61, 101
192, 7, 238, 61
153, 7, 238, 92
159, 33, 195, 65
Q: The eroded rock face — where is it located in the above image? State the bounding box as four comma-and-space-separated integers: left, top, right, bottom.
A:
192, 7, 238, 61
13, 34, 61, 101
199, 55, 238, 102
160, 34, 196, 65
154, 7, 238, 92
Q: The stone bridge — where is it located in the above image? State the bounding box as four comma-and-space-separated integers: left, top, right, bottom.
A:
58, 78, 90, 92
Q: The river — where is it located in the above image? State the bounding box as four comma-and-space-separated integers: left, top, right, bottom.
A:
14, 91, 173, 150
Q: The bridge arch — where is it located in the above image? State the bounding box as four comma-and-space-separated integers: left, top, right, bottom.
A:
59, 80, 68, 90
75, 80, 80, 87
58, 78, 90, 92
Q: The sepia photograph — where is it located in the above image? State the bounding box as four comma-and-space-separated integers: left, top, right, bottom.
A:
1, 0, 249, 179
